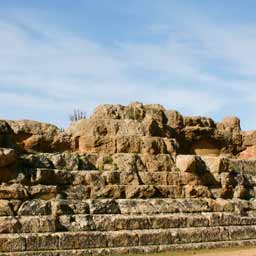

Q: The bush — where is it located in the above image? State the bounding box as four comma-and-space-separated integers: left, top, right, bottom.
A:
69, 109, 87, 122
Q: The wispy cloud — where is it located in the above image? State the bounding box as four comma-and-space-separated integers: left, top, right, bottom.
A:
0, 3, 256, 129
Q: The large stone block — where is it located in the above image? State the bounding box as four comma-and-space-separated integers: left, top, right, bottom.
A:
19, 216, 56, 233
89, 199, 120, 214
18, 199, 52, 216
29, 185, 58, 200
140, 154, 174, 172
0, 217, 20, 233
108, 231, 139, 247
25, 233, 59, 251
0, 234, 26, 252
0, 200, 21, 216
58, 232, 107, 249
175, 155, 198, 173
31, 168, 73, 185
90, 185, 125, 199
0, 184, 28, 200
51, 199, 89, 216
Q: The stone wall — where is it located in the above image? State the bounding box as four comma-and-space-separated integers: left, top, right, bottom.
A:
1, 103, 256, 255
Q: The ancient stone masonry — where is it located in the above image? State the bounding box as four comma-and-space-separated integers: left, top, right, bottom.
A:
2, 103, 256, 255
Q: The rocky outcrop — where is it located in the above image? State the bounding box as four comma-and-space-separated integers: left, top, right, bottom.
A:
1, 102, 256, 255
66, 103, 247, 157
67, 103, 177, 155
6, 120, 71, 153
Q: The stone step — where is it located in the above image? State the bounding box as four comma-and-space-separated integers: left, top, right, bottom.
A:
6, 212, 256, 234
20, 153, 175, 173
65, 184, 186, 200
1, 239, 256, 255
0, 183, 207, 200
1, 213, 256, 234
4, 168, 256, 201
2, 198, 252, 217
1, 226, 256, 252
58, 212, 256, 232
30, 168, 195, 186
70, 170, 200, 186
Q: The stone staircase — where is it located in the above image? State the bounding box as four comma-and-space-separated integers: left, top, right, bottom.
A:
1, 152, 256, 255
2, 199, 256, 255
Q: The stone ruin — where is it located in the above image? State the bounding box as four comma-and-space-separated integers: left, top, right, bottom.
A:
1, 102, 256, 255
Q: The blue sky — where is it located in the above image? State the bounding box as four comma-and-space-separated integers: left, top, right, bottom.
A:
1, 1, 256, 129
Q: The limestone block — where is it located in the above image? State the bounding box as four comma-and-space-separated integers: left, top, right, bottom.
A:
19, 216, 56, 233
175, 155, 198, 173
18, 199, 52, 216
25, 233, 59, 251
0, 184, 28, 200
125, 185, 157, 199
184, 185, 212, 198
29, 185, 58, 200
0, 234, 26, 252
0, 217, 20, 233
108, 231, 139, 247
51, 199, 89, 216
31, 168, 73, 185
90, 185, 125, 199
89, 199, 120, 214
140, 154, 174, 172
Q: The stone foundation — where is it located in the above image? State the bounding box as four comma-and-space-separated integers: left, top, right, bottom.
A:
1, 103, 256, 254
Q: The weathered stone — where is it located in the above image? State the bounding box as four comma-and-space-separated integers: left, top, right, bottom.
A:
0, 148, 17, 168
0, 184, 28, 200
49, 153, 96, 170
29, 185, 58, 200
31, 168, 73, 185
175, 155, 198, 173
25, 233, 59, 251
140, 137, 167, 154
63, 185, 91, 200
0, 234, 26, 252
108, 231, 139, 247
208, 198, 235, 212
242, 130, 256, 147
51, 199, 89, 216
125, 185, 157, 199
0, 121, 16, 149
58, 215, 95, 232
0, 166, 20, 184
165, 110, 184, 129
141, 154, 174, 172
113, 153, 145, 172
8, 119, 71, 153
184, 116, 216, 128
218, 116, 241, 133
138, 172, 168, 185
18, 200, 52, 216
0, 217, 20, 233
239, 145, 256, 160
201, 156, 230, 174
19, 216, 56, 233
0, 200, 15, 216
184, 185, 212, 198
89, 199, 120, 214
90, 185, 125, 199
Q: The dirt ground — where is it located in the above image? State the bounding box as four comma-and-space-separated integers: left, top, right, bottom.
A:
122, 247, 256, 256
